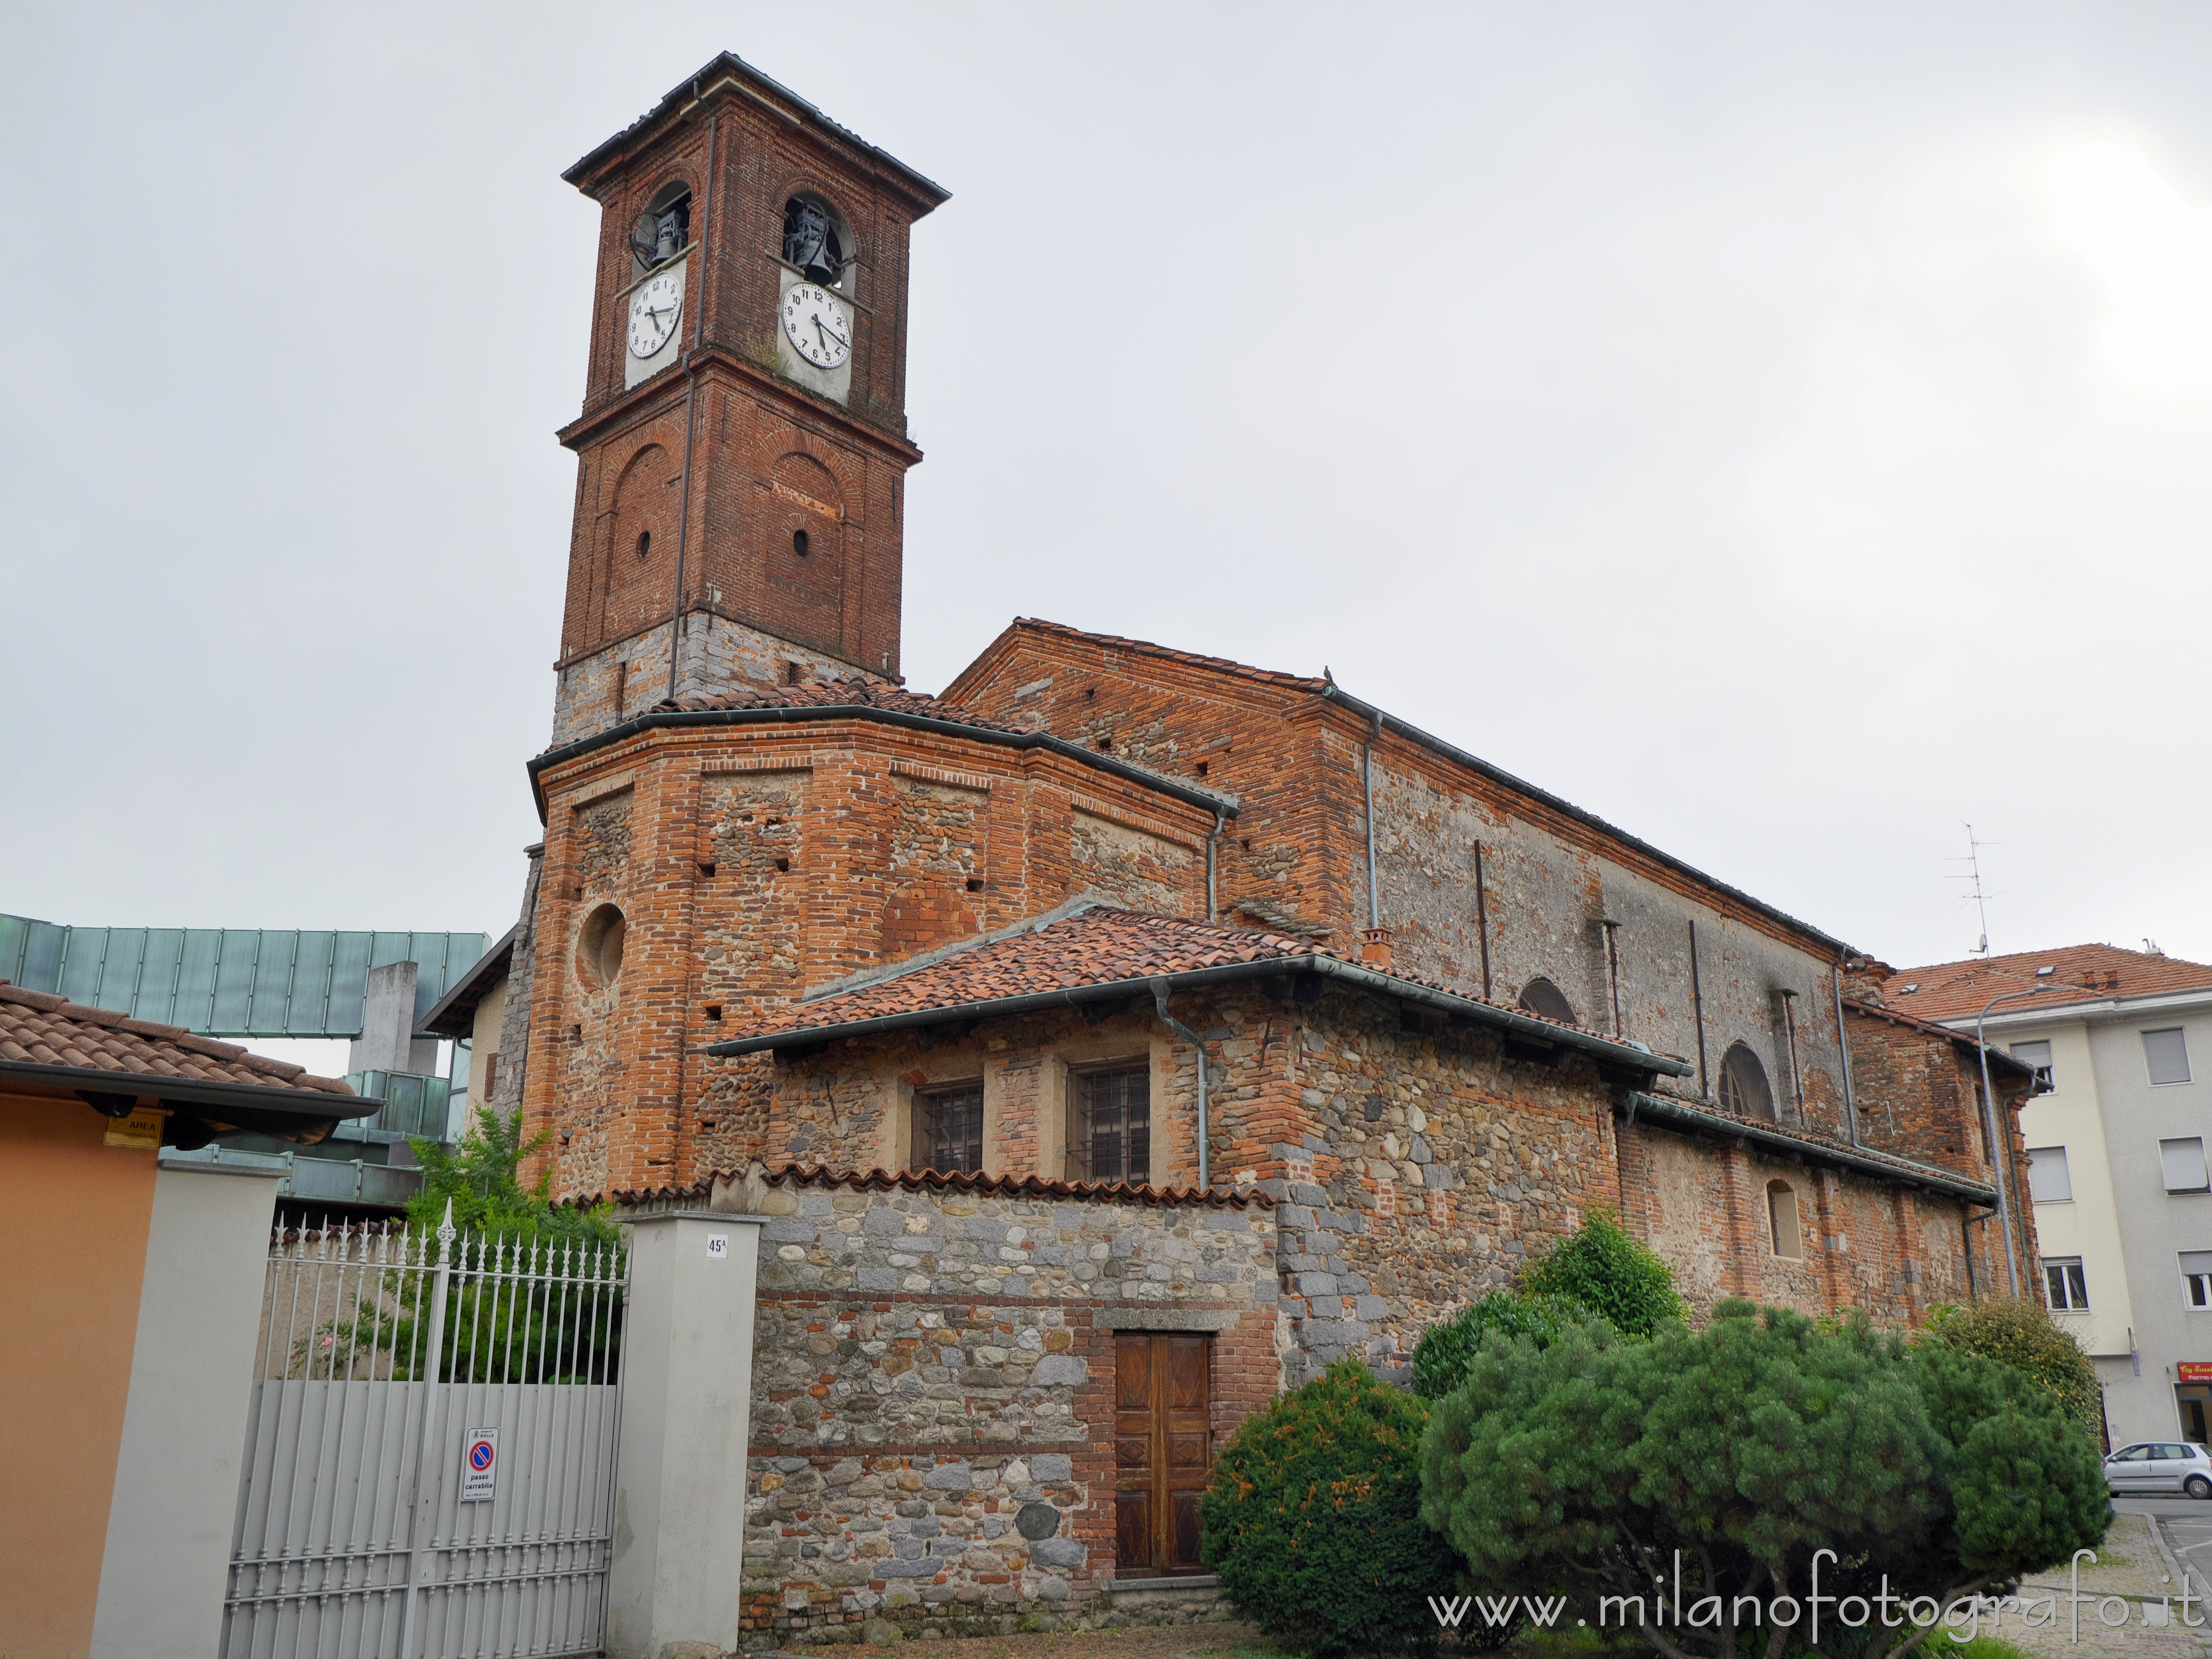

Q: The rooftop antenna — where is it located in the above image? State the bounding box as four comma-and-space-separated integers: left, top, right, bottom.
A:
1946, 822, 1997, 956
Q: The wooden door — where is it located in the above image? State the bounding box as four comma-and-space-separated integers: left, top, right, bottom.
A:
1113, 1332, 1211, 1576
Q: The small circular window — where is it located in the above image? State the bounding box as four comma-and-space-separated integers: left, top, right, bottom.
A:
577, 903, 626, 989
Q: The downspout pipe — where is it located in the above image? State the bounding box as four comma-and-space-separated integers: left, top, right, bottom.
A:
1832, 962, 1860, 1146
1206, 810, 1224, 921
1362, 709, 1382, 930
1149, 977, 1210, 1190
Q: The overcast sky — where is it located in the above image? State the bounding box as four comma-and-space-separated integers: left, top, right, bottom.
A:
5, 1, 2211, 980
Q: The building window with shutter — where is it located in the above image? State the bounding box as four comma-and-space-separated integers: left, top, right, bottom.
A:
916, 1083, 984, 1174
2011, 1039, 2056, 1091
2183, 1252, 2212, 1309
2146, 1028, 2193, 1086
2045, 1257, 2090, 1310
1767, 1181, 1803, 1259
2163, 1137, 2210, 1193
1073, 1064, 1150, 1185
2027, 1146, 2074, 1203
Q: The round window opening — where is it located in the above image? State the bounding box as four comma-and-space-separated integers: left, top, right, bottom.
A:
793, 528, 810, 558
577, 902, 627, 989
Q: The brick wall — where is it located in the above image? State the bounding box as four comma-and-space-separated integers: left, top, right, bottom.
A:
525, 718, 1220, 1201
669, 1170, 1275, 1645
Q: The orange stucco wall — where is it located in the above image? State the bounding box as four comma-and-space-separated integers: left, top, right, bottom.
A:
0, 1087, 158, 1659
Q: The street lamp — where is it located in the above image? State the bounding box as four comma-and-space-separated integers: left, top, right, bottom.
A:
1974, 983, 2085, 1300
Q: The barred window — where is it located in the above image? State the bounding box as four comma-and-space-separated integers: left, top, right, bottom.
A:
917, 1084, 983, 1174
1077, 1065, 1150, 1186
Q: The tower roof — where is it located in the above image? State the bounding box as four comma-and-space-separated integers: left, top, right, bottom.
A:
563, 52, 950, 209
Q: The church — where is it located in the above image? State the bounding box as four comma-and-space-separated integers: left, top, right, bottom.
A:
481, 54, 2044, 1639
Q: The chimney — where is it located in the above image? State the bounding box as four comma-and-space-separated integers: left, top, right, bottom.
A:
1360, 927, 1394, 970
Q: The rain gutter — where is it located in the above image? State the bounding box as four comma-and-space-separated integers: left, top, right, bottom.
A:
1618, 1089, 1998, 1204
705, 952, 1695, 1080
526, 704, 1242, 825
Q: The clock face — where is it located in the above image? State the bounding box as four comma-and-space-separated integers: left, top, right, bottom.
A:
781, 284, 853, 370
627, 273, 683, 360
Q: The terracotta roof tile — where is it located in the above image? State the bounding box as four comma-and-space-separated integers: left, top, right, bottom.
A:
600, 1159, 1272, 1211
1000, 618, 1329, 694
1842, 997, 2037, 1073
0, 981, 356, 1096
654, 676, 1023, 733
1886, 943, 2212, 1023
725, 903, 1647, 1057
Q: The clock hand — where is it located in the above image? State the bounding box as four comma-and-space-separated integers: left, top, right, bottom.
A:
813, 314, 849, 349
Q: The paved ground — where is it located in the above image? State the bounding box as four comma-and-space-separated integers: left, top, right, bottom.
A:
1984, 1508, 2212, 1659
762, 1626, 1278, 1659
2125, 1496, 2212, 1613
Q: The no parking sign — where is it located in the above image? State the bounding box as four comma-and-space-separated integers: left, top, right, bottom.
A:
460, 1428, 499, 1503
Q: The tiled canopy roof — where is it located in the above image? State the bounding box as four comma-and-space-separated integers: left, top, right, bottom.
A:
708, 903, 1687, 1075
655, 677, 1022, 733
0, 981, 357, 1095
600, 1160, 1273, 1211
1887, 943, 2212, 1022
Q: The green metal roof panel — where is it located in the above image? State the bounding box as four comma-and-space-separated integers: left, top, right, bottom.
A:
0, 915, 490, 1038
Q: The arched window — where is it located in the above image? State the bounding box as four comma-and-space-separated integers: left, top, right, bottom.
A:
781, 193, 851, 287
630, 181, 692, 276
1767, 1180, 1803, 1259
1517, 976, 1577, 1025
1719, 1042, 1775, 1121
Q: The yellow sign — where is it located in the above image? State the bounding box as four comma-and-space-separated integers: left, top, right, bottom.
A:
769, 478, 841, 521
103, 1107, 168, 1149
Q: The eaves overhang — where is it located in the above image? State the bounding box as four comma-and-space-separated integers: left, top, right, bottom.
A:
563, 52, 950, 211
526, 703, 1242, 825
1316, 684, 1857, 962
705, 952, 1695, 1082
1619, 1089, 1999, 1205
0, 1058, 378, 1143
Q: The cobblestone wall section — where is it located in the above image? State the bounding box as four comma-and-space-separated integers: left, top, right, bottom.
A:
730, 1173, 1277, 1646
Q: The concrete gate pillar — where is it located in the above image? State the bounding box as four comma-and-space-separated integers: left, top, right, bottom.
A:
606, 1211, 764, 1659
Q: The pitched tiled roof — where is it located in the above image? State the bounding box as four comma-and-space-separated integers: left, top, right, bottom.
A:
600, 1159, 1272, 1211
1842, 997, 2038, 1075
1887, 943, 2212, 1022
707, 902, 1690, 1076
1625, 1089, 1999, 1202
0, 981, 357, 1095
986, 618, 1330, 695
655, 676, 1024, 733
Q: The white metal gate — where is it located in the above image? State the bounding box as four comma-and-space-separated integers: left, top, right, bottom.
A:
222, 1209, 627, 1659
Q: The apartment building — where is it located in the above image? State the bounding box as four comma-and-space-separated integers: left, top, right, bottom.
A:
1893, 943, 2212, 1446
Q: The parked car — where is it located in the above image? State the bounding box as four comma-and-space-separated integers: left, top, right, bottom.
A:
2104, 1441, 2212, 1497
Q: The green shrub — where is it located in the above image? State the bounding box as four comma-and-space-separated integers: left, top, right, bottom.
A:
1920, 1298, 2103, 1442
1520, 1207, 1683, 1336
1420, 1300, 2109, 1659
1411, 1290, 1584, 1399
1201, 1359, 1461, 1656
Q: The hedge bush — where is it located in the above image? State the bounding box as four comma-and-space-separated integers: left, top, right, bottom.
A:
1420, 1300, 2109, 1659
1520, 1206, 1683, 1336
1410, 1290, 1584, 1399
1920, 1297, 2103, 1442
1201, 1359, 1461, 1656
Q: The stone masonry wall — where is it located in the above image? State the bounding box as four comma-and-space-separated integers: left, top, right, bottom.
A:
731, 1170, 1278, 1646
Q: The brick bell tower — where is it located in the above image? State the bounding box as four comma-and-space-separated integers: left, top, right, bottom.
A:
548, 55, 948, 746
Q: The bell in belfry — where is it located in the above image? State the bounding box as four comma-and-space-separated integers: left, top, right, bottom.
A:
781, 197, 844, 286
